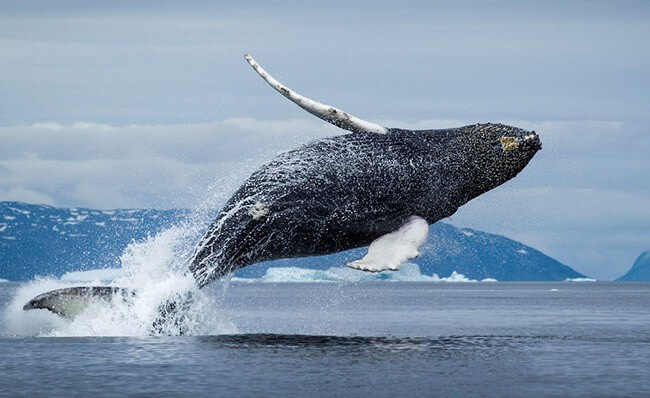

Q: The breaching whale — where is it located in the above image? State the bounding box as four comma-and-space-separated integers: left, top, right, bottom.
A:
24, 54, 541, 318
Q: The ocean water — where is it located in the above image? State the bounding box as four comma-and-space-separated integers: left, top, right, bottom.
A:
1, 281, 649, 397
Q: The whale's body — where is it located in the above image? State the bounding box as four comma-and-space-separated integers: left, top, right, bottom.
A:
190, 125, 540, 286
24, 54, 541, 324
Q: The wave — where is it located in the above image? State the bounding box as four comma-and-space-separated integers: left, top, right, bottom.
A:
0, 278, 9, 283
565, 277, 597, 282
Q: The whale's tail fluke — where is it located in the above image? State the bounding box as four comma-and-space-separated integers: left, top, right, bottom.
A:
23, 286, 135, 318
244, 53, 388, 135
23, 286, 193, 334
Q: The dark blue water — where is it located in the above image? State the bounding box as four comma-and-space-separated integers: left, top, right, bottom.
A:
1, 282, 649, 397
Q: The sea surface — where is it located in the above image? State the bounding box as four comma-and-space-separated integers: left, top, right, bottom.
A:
1, 281, 649, 397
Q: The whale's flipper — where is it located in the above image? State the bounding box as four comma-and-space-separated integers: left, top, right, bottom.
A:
23, 286, 134, 318
244, 53, 388, 135
347, 216, 429, 272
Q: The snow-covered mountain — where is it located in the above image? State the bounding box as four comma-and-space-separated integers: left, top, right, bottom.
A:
0, 201, 587, 281
0, 202, 187, 281
617, 251, 650, 281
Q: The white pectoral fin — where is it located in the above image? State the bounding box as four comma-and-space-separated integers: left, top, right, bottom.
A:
244, 53, 388, 134
347, 216, 429, 272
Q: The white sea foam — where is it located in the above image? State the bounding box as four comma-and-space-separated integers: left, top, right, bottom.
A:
565, 277, 597, 282
0, 278, 8, 283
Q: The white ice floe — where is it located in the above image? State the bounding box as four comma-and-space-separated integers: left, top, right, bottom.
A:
439, 271, 478, 283
565, 277, 597, 282
233, 264, 480, 283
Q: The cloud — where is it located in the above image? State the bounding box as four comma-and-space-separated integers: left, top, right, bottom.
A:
1, 2, 649, 126
0, 186, 56, 206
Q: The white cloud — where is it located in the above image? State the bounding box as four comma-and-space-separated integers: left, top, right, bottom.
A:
0, 186, 56, 206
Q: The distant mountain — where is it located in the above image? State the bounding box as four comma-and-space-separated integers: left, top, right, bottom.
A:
0, 201, 587, 281
617, 251, 650, 282
0, 202, 187, 281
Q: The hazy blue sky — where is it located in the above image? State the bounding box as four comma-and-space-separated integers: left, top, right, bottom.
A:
1, 1, 649, 279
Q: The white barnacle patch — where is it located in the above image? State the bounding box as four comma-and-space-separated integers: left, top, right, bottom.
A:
248, 201, 270, 220
499, 136, 519, 152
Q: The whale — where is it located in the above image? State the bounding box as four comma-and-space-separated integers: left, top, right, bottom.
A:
24, 54, 541, 318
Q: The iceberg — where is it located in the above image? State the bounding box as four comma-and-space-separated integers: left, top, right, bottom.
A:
27, 264, 485, 286
232, 263, 481, 283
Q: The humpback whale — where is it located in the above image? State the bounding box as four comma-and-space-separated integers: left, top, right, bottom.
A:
24, 54, 541, 318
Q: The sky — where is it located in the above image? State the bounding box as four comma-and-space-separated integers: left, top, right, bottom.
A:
1, 0, 649, 280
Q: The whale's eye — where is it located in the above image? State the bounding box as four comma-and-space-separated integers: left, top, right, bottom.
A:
499, 136, 519, 152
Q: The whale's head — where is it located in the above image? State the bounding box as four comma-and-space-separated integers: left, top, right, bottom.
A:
460, 123, 542, 188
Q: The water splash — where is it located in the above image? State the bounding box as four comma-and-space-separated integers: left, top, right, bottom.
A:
3, 172, 255, 338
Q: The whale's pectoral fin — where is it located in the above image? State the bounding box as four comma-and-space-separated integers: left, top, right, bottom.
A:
23, 286, 135, 318
347, 216, 429, 272
244, 53, 388, 134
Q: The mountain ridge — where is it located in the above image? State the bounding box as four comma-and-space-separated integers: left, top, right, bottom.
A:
617, 251, 650, 281
0, 201, 587, 281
